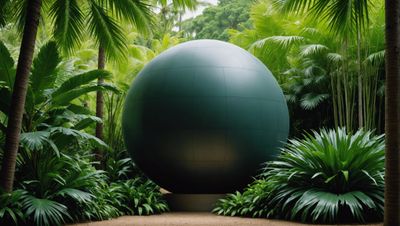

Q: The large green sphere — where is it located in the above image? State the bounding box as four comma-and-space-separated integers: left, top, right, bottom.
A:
122, 40, 289, 193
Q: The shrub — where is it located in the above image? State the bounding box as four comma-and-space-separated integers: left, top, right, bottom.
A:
0, 189, 26, 225
213, 179, 271, 217
17, 150, 111, 225
1, 149, 168, 226
214, 128, 385, 224
0, 40, 168, 226
111, 178, 169, 216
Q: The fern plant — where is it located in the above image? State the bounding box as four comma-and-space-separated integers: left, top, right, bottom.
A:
214, 128, 384, 224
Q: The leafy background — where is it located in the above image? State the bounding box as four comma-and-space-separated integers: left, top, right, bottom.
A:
0, 0, 387, 225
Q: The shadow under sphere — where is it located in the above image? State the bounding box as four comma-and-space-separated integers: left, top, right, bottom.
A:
122, 40, 289, 193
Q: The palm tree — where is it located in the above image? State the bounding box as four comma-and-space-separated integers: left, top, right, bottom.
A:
274, 0, 373, 129
93, 0, 198, 167
384, 0, 400, 224
90, 0, 154, 168
0, 0, 153, 192
95, 46, 106, 166
0, 0, 42, 192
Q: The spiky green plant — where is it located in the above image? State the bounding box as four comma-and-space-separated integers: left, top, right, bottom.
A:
264, 128, 384, 223
214, 128, 384, 224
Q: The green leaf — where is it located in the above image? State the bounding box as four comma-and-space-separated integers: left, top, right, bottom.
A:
56, 188, 93, 203
31, 41, 61, 95
106, 0, 154, 35
341, 170, 349, 182
300, 93, 329, 110
50, 127, 108, 149
52, 69, 111, 98
88, 1, 126, 61
49, 0, 84, 55
215, 128, 384, 223
73, 116, 102, 130
22, 196, 71, 226
52, 85, 111, 106
0, 0, 10, 27
20, 131, 51, 151
0, 41, 15, 88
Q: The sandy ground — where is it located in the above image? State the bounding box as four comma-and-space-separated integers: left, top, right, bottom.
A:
67, 212, 383, 226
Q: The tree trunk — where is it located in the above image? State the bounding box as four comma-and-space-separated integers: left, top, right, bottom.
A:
94, 46, 105, 168
0, 0, 42, 192
384, 0, 400, 225
357, 26, 363, 128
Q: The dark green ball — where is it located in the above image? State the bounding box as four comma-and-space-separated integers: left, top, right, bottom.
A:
122, 40, 289, 193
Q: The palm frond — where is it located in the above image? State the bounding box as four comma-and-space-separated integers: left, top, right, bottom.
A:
251, 36, 305, 52
52, 83, 118, 106
106, 0, 154, 35
0, 40, 15, 88
158, 0, 198, 10
20, 131, 60, 156
52, 69, 111, 98
22, 195, 71, 226
365, 50, 385, 66
56, 188, 93, 203
49, 0, 85, 55
20, 131, 50, 151
326, 53, 343, 64
56, 111, 102, 130
273, 0, 371, 34
31, 42, 61, 95
12, 0, 27, 32
88, 1, 127, 61
300, 93, 329, 110
49, 127, 108, 149
0, 0, 11, 27
68, 104, 94, 115
300, 44, 329, 57
272, 0, 312, 15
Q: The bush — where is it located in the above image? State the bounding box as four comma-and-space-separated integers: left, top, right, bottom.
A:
213, 180, 271, 217
0, 189, 26, 225
214, 128, 385, 224
17, 150, 113, 225
110, 178, 169, 215
1, 151, 169, 226
0, 40, 168, 226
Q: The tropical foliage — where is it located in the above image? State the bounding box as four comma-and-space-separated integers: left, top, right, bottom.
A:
226, 0, 385, 135
0, 38, 168, 226
0, 0, 390, 224
182, 0, 253, 40
214, 128, 385, 223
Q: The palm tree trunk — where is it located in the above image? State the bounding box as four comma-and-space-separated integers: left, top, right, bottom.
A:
384, 0, 400, 224
330, 71, 338, 128
357, 26, 363, 128
0, 0, 42, 192
94, 46, 105, 168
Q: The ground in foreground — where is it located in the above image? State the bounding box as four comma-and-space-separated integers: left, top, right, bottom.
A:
68, 212, 383, 226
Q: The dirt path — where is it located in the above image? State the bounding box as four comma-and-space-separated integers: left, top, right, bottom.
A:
68, 212, 383, 226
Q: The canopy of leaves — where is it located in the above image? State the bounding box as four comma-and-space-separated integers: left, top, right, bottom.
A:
182, 0, 253, 40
